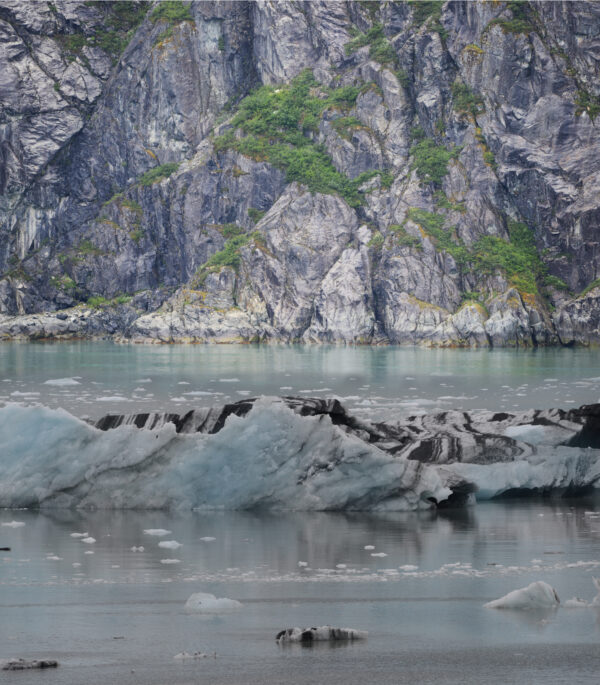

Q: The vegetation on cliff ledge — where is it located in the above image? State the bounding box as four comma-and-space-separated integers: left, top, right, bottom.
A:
213, 69, 389, 207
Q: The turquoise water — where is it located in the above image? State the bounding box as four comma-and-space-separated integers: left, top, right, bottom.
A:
1, 342, 599, 420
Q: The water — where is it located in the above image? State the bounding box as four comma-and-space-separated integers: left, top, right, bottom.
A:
1, 342, 599, 420
1, 502, 600, 684
1, 342, 600, 681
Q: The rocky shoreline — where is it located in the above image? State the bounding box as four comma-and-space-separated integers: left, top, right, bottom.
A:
1, 282, 599, 346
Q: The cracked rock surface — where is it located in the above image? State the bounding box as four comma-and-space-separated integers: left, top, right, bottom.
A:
1, 1, 599, 346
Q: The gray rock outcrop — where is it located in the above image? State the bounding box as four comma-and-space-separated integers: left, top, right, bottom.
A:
1, 1, 599, 346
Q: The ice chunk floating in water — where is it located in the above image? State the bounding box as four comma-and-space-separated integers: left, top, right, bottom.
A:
276, 627, 368, 643
0, 400, 449, 510
484, 581, 560, 609
184, 592, 243, 613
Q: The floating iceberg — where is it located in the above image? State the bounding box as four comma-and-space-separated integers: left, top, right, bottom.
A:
1, 397, 599, 511
276, 626, 368, 643
484, 581, 560, 609
184, 592, 243, 613
0, 399, 449, 510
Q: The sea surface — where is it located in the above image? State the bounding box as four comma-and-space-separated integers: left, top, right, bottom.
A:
1, 343, 600, 683
1, 342, 599, 421
1, 502, 600, 684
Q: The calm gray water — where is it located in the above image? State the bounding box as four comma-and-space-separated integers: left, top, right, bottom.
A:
1, 343, 599, 420
1, 502, 600, 684
1, 343, 600, 683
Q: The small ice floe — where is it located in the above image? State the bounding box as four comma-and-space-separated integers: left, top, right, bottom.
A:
219, 378, 240, 383
2, 521, 25, 528
276, 626, 368, 644
1, 658, 58, 671
44, 378, 81, 386
70, 532, 88, 538
184, 592, 243, 613
161, 559, 181, 564
298, 561, 308, 567
46, 555, 62, 561
81, 537, 96, 544
84, 550, 94, 555
371, 552, 387, 558
199, 537, 215, 542
158, 540, 182, 550
143, 529, 171, 537
364, 545, 375, 550
565, 578, 600, 607
484, 581, 560, 609
131, 546, 145, 552
563, 597, 589, 608
173, 651, 216, 660
335, 564, 347, 569
399, 565, 418, 572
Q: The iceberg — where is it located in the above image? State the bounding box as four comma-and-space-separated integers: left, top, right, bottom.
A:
0, 399, 449, 510
484, 581, 560, 609
1, 397, 599, 511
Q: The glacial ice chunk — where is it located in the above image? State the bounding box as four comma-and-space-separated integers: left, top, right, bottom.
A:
184, 592, 243, 613
484, 581, 560, 609
144, 529, 171, 536
158, 540, 182, 550
276, 626, 367, 643
0, 400, 449, 510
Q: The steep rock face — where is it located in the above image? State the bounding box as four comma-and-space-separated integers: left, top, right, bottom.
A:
0, 1, 599, 346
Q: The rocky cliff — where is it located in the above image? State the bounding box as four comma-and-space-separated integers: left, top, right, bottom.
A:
0, 0, 599, 346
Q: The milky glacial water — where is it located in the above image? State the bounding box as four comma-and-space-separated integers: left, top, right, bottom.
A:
1, 342, 599, 421
2, 502, 600, 684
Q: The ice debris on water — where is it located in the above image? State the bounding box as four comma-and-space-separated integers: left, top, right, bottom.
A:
158, 540, 182, 550
160, 559, 180, 564
143, 529, 171, 536
364, 545, 375, 550
276, 626, 368, 643
173, 651, 216, 660
43, 378, 80, 386
199, 536, 216, 542
81, 537, 96, 544
130, 546, 144, 552
184, 592, 243, 613
70, 532, 88, 538
564, 577, 600, 608
484, 581, 560, 609
1, 521, 25, 528
1, 659, 58, 671
371, 552, 387, 558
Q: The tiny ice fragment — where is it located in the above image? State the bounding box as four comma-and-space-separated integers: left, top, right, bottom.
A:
143, 529, 171, 536
158, 540, 182, 550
